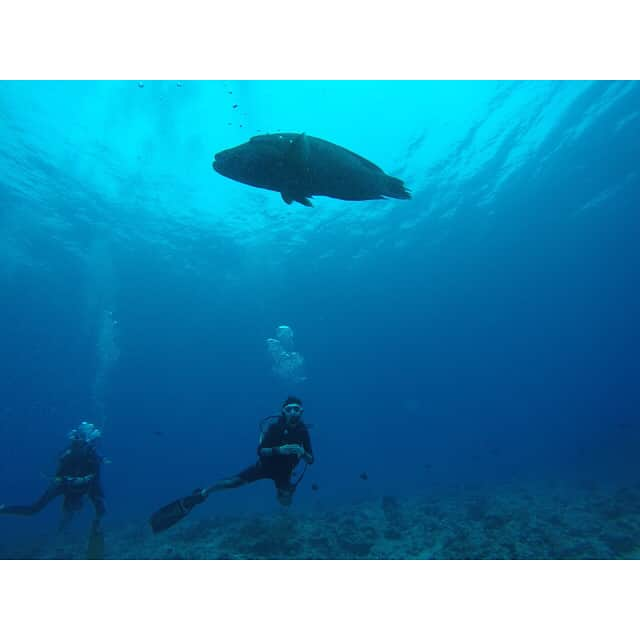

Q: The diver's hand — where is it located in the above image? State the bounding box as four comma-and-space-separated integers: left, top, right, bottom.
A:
65, 474, 94, 487
278, 444, 304, 458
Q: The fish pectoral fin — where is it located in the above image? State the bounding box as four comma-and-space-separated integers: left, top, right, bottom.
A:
281, 191, 313, 207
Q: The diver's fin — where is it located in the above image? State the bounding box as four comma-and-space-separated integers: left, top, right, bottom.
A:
281, 192, 294, 204
86, 520, 105, 560
150, 489, 207, 533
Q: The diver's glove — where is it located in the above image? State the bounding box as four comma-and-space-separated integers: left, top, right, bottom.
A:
278, 444, 305, 458
63, 474, 95, 488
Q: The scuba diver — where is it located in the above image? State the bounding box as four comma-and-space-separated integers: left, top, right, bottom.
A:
0, 421, 106, 558
151, 396, 314, 533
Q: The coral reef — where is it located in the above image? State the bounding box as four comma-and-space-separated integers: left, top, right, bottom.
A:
3, 481, 639, 559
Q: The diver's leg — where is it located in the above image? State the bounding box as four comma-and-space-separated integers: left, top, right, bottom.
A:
206, 476, 247, 492
57, 505, 74, 535
52, 505, 75, 559
87, 483, 106, 559
53, 494, 83, 558
205, 463, 265, 494
0, 483, 62, 516
274, 476, 296, 507
89, 481, 106, 524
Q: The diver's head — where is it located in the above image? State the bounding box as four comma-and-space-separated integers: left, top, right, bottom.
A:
282, 396, 303, 424
68, 421, 102, 445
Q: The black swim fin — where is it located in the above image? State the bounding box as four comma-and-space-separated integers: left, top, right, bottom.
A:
86, 520, 105, 560
150, 489, 207, 533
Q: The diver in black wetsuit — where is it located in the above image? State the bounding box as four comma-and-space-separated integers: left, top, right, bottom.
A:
150, 396, 315, 533
199, 396, 314, 506
0, 421, 106, 534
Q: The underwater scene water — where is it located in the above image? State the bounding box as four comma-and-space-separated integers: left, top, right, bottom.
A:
0, 80, 639, 559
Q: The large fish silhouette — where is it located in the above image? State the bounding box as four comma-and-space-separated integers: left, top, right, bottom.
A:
213, 132, 411, 206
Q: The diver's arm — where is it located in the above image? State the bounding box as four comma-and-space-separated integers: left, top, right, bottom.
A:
259, 441, 304, 457
54, 449, 99, 486
259, 446, 295, 456
302, 430, 314, 464
87, 450, 102, 485
89, 449, 101, 475
257, 432, 277, 457
257, 431, 272, 457
257, 428, 295, 457
64, 474, 95, 487
54, 450, 70, 481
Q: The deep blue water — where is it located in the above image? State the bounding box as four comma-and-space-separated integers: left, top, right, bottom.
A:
0, 81, 639, 550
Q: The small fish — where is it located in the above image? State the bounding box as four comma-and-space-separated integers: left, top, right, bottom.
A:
232, 104, 238, 109
359, 472, 368, 481
152, 430, 165, 437
311, 483, 319, 491
424, 464, 432, 471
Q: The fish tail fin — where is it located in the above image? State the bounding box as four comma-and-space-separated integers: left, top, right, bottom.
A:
385, 177, 411, 200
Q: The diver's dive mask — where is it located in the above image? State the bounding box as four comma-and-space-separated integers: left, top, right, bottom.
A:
282, 403, 303, 419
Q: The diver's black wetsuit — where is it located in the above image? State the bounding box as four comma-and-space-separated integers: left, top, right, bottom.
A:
213, 417, 314, 504
0, 441, 105, 521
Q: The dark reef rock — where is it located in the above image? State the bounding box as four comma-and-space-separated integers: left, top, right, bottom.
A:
602, 532, 637, 556
5, 482, 640, 560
